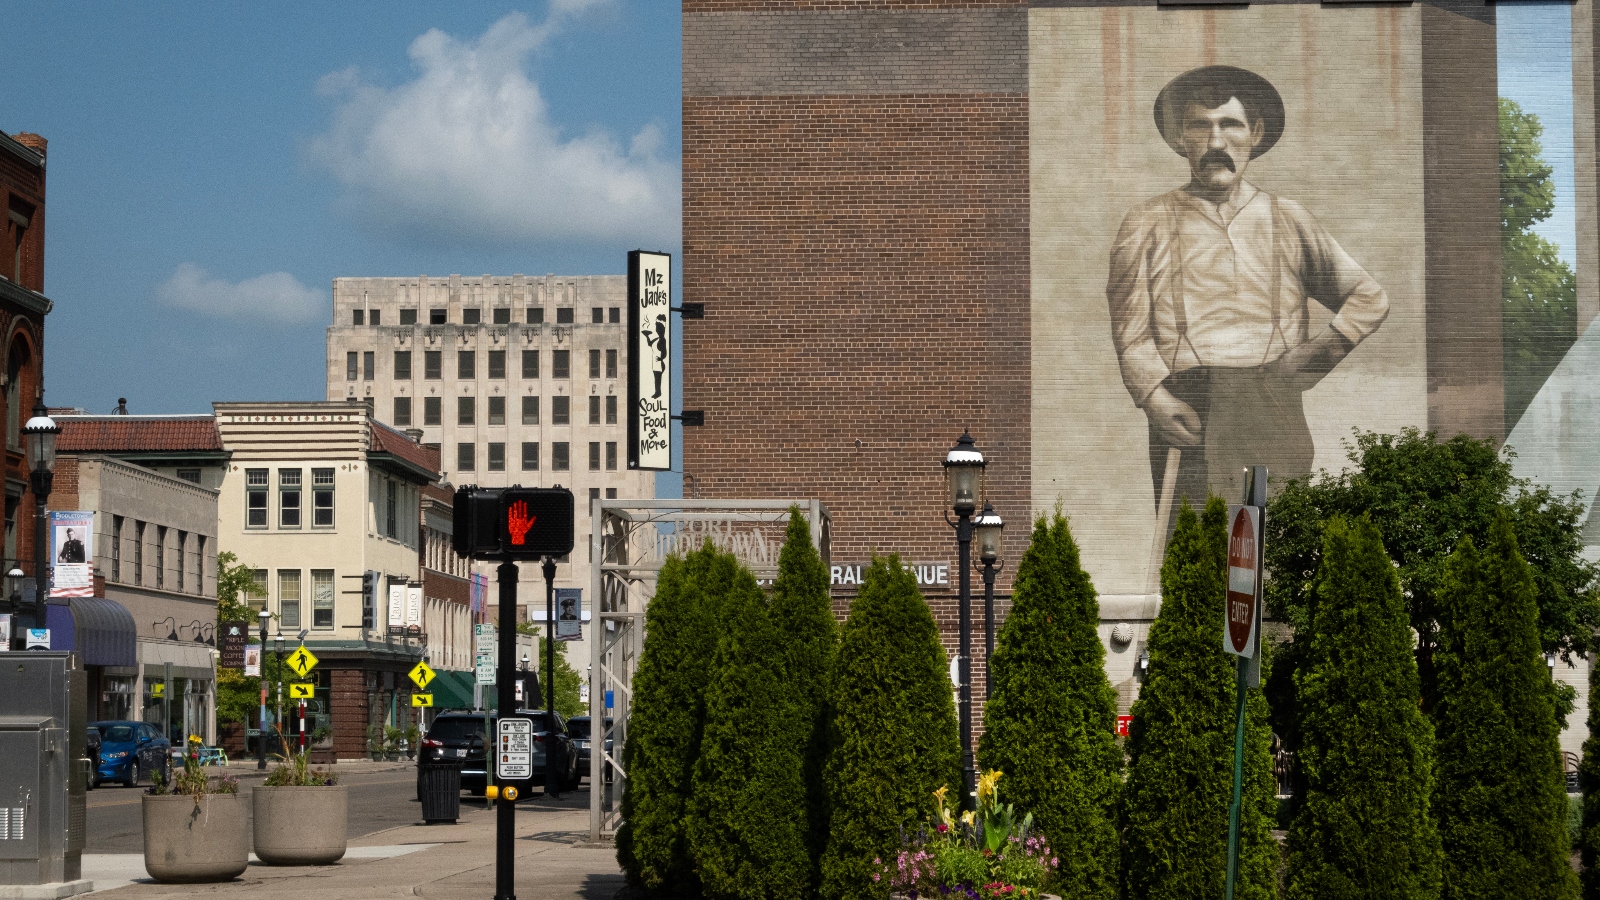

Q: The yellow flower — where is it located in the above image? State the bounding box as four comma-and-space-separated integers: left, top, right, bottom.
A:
933, 785, 949, 807
960, 810, 976, 828
188, 734, 203, 746
977, 769, 1003, 805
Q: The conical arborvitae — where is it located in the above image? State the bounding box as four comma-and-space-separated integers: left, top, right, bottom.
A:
767, 507, 838, 879
617, 542, 739, 893
978, 511, 1122, 899
1285, 516, 1441, 899
688, 563, 813, 900
1580, 651, 1600, 899
821, 556, 960, 900
1120, 498, 1278, 900
1433, 514, 1577, 899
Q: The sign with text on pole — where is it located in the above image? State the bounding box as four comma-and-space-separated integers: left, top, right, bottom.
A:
498, 718, 532, 779
1223, 504, 1262, 658
628, 249, 672, 471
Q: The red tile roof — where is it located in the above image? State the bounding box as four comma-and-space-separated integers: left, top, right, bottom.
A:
370, 421, 440, 478
57, 416, 224, 453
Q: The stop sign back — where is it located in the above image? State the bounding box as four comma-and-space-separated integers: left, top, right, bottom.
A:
1224, 505, 1261, 657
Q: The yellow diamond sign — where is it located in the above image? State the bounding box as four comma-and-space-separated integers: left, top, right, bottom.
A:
408, 661, 436, 690
289, 683, 315, 699
285, 645, 319, 678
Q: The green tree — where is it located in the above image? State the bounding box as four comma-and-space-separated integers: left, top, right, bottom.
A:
214, 551, 268, 728
767, 507, 838, 879
1121, 499, 1278, 900
1285, 516, 1441, 900
978, 511, 1121, 899
515, 621, 584, 719
1433, 514, 1577, 899
688, 563, 813, 900
617, 542, 740, 893
1500, 97, 1578, 433
821, 557, 960, 900
1263, 428, 1599, 720
1580, 656, 1600, 899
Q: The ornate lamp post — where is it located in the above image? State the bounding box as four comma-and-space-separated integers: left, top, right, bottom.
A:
942, 430, 986, 812
974, 502, 1005, 674
22, 402, 59, 640
257, 607, 271, 769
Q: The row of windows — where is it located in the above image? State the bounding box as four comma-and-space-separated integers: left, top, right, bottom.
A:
392, 394, 618, 428
346, 348, 620, 382
108, 515, 207, 595
455, 440, 618, 473
246, 468, 335, 529
351, 306, 621, 327
247, 568, 336, 630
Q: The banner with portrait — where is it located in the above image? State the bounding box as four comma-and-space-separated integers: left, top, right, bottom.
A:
554, 588, 582, 642
49, 510, 95, 598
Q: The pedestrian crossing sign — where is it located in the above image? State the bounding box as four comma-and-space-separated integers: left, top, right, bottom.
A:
290, 683, 314, 699
286, 645, 319, 677
408, 660, 436, 690
412, 693, 433, 707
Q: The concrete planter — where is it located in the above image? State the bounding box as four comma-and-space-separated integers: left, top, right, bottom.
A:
141, 793, 249, 883
252, 786, 348, 866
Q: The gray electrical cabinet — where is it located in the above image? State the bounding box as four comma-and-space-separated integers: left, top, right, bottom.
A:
0, 652, 87, 885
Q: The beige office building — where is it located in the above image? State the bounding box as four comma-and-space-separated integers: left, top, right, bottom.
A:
325, 275, 654, 689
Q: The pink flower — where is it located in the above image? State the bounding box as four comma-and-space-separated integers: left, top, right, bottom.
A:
873, 874, 882, 883
874, 858, 882, 866
1050, 858, 1058, 867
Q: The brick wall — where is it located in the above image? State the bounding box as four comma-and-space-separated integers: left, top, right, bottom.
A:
330, 668, 370, 759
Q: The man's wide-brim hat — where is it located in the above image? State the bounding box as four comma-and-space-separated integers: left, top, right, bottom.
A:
1154, 65, 1284, 159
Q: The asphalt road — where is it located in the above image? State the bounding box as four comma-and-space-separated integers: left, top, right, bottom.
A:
85, 766, 599, 854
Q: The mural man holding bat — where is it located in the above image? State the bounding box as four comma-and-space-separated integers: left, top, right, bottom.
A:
1107, 65, 1390, 536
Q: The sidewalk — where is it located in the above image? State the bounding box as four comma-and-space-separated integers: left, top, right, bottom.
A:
81, 799, 621, 900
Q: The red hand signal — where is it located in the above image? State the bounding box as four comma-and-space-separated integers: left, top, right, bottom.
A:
506, 500, 536, 545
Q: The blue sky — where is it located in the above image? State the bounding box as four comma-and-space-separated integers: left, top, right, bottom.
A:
1499, 2, 1578, 268
3, 1, 681, 417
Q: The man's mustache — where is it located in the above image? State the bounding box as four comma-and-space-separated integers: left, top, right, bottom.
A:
1199, 150, 1236, 172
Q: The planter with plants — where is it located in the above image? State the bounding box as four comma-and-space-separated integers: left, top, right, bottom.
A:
384, 725, 403, 761
254, 749, 346, 866
402, 725, 420, 761
878, 772, 1059, 900
142, 735, 247, 883
367, 725, 384, 761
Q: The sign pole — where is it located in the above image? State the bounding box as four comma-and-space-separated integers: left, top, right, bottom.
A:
1224, 466, 1267, 900
494, 558, 518, 900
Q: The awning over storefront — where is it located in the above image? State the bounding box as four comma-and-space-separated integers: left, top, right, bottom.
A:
44, 598, 137, 667
431, 670, 481, 711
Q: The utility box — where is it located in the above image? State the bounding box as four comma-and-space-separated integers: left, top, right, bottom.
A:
0, 652, 87, 885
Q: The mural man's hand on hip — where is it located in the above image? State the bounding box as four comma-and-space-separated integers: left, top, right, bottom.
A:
1146, 385, 1203, 447
1271, 330, 1355, 391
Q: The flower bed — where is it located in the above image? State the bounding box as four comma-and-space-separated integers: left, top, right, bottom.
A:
877, 772, 1057, 900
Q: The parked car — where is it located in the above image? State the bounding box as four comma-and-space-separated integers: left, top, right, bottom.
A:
85, 726, 102, 790
416, 709, 580, 797
91, 721, 171, 788
565, 717, 614, 783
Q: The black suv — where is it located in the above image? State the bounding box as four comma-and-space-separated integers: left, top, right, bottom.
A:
417, 710, 580, 796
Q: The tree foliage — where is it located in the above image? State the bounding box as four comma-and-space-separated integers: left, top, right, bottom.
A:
1285, 516, 1441, 900
821, 557, 960, 900
978, 510, 1121, 900
688, 564, 813, 900
214, 551, 269, 727
515, 621, 584, 719
1500, 97, 1578, 433
618, 542, 741, 893
1121, 499, 1278, 900
1433, 515, 1577, 900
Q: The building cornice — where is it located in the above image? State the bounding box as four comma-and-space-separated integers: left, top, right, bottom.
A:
0, 132, 44, 169
0, 276, 52, 316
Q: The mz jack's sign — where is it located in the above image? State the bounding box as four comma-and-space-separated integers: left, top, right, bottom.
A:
629, 250, 672, 471
1224, 505, 1263, 658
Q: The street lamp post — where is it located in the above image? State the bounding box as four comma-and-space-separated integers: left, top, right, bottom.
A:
5, 566, 23, 650
257, 607, 271, 769
942, 430, 987, 812
974, 503, 1005, 676
22, 402, 59, 640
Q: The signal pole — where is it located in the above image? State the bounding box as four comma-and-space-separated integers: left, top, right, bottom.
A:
494, 558, 518, 900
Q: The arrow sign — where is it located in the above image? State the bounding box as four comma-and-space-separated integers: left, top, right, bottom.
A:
290, 682, 315, 699
285, 645, 320, 677
412, 693, 433, 708
409, 660, 436, 690
1224, 505, 1262, 658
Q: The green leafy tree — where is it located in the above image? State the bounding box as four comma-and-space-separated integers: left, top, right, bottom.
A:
821, 557, 960, 900
1285, 516, 1441, 899
1121, 499, 1278, 900
214, 551, 269, 728
1433, 514, 1577, 899
617, 542, 741, 893
1263, 428, 1599, 721
1500, 97, 1578, 433
767, 507, 838, 878
688, 563, 813, 900
1580, 656, 1600, 899
978, 510, 1121, 899
515, 621, 584, 719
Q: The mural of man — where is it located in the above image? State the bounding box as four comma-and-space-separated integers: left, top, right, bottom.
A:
1107, 66, 1389, 526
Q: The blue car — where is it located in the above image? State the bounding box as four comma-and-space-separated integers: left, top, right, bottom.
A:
91, 721, 171, 788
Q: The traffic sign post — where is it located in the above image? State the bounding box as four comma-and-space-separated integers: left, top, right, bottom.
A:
409, 661, 436, 690
285, 645, 318, 678
1224, 466, 1267, 900
412, 693, 433, 708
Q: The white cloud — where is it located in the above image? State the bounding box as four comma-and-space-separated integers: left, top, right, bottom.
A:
156, 263, 326, 325
306, 8, 679, 247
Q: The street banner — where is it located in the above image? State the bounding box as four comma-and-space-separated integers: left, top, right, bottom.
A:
555, 588, 582, 641
244, 643, 262, 677
406, 584, 423, 627
628, 249, 672, 471
49, 510, 94, 598
388, 583, 406, 630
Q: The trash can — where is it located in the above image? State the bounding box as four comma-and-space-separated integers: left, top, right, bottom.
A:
417, 759, 462, 824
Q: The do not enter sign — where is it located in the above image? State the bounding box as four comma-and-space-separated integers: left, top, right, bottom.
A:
1224, 505, 1262, 658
